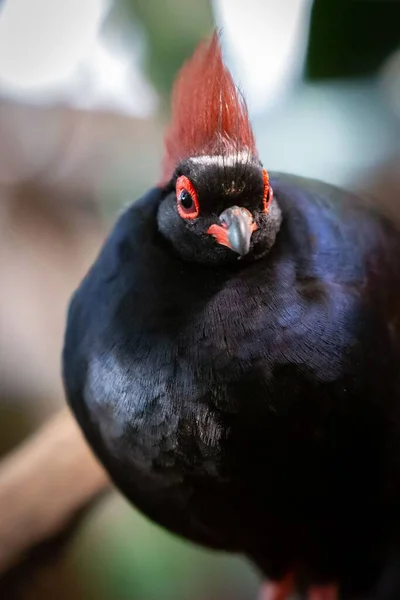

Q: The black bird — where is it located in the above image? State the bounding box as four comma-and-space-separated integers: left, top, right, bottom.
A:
63, 33, 400, 600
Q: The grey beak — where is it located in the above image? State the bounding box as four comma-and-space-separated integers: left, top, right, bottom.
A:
219, 206, 255, 256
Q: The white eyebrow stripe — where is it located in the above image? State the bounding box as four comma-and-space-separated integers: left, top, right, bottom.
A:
188, 151, 253, 167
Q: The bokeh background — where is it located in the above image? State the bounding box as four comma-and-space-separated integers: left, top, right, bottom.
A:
0, 0, 399, 598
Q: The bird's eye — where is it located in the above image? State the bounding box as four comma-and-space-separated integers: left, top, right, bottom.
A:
176, 175, 200, 219
179, 190, 193, 209
262, 168, 274, 213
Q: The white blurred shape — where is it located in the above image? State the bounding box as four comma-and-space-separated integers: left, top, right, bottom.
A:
252, 82, 399, 186
67, 35, 157, 118
212, 0, 400, 186
213, 0, 314, 114
0, 0, 106, 88
0, 0, 157, 117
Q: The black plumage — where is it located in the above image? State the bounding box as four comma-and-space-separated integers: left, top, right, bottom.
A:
63, 171, 400, 598
62, 34, 400, 600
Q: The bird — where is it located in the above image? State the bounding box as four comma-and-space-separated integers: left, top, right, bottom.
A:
62, 32, 400, 600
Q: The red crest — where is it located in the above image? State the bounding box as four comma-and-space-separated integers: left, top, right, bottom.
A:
160, 32, 258, 185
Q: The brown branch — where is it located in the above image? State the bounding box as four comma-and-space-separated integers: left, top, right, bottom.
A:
0, 408, 110, 574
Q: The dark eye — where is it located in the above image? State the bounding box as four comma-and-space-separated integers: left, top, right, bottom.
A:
179, 189, 194, 210
176, 175, 200, 219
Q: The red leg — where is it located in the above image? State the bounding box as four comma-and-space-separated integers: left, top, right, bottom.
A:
259, 572, 295, 600
308, 584, 338, 600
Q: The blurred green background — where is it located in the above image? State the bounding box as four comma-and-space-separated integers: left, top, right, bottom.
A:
0, 0, 399, 598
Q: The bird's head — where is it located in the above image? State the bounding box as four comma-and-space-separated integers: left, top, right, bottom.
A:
157, 33, 282, 266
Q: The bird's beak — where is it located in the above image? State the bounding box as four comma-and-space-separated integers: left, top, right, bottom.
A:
206, 206, 258, 256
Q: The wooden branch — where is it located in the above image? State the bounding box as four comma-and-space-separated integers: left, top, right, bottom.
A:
0, 408, 110, 574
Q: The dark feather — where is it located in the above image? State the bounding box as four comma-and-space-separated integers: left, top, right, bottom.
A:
63, 173, 400, 597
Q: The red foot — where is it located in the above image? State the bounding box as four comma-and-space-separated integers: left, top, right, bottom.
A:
259, 573, 294, 600
308, 584, 338, 600
259, 578, 338, 600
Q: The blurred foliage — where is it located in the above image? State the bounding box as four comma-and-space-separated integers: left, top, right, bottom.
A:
306, 0, 400, 80
111, 0, 213, 105
71, 495, 259, 600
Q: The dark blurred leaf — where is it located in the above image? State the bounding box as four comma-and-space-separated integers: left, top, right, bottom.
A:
0, 401, 33, 457
305, 0, 400, 80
